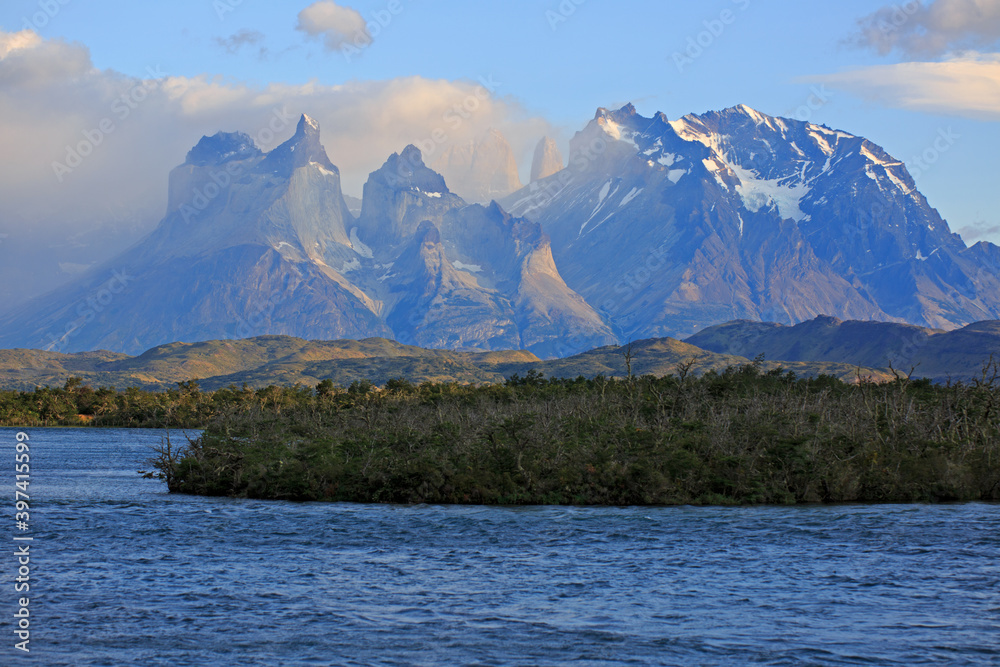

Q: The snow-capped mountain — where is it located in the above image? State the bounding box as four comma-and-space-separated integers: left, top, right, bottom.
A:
504, 104, 1000, 339
0, 115, 613, 356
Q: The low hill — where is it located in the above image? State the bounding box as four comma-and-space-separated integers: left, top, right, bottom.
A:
688, 317, 1000, 382
0, 334, 890, 392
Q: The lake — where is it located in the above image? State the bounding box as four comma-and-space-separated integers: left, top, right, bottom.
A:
3, 427, 999, 665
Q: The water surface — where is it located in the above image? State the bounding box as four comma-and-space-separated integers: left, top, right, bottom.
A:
3, 427, 998, 665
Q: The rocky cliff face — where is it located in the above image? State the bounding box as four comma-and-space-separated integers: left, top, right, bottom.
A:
430, 129, 523, 203
504, 104, 1000, 339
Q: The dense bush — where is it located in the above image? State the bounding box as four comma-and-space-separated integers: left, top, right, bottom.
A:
151, 363, 1000, 506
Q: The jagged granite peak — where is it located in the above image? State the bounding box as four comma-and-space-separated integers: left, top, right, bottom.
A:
185, 131, 261, 167
259, 113, 338, 177
530, 137, 564, 182
431, 129, 523, 203
368, 145, 450, 194
355, 145, 460, 250
595, 102, 638, 120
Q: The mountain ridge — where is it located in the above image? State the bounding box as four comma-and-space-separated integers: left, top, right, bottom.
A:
687, 316, 1000, 382
504, 103, 1000, 339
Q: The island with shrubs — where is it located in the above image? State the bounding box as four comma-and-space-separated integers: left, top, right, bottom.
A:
140, 359, 1000, 506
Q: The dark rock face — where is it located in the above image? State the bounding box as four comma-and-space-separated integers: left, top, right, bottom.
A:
504, 104, 1000, 339
356, 148, 615, 356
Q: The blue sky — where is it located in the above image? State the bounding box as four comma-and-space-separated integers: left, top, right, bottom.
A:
0, 0, 998, 304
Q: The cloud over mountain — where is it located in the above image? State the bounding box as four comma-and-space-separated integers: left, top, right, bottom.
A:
810, 53, 1000, 120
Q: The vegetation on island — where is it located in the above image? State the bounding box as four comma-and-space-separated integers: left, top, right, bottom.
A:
4, 350, 998, 506
142, 357, 1000, 506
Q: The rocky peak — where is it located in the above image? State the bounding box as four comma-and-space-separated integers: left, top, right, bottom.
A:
369, 145, 449, 194
258, 113, 338, 177
595, 103, 637, 121
430, 129, 523, 203
530, 137, 564, 182
185, 131, 261, 167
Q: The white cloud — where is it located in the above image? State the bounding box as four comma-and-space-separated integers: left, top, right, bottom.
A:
0, 29, 551, 306
810, 53, 1000, 120
295, 1, 370, 51
854, 0, 1000, 57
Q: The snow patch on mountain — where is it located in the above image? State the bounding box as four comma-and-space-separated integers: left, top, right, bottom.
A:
598, 117, 638, 148
580, 180, 618, 234
597, 180, 612, 205
310, 161, 337, 177
729, 162, 810, 222
619, 187, 643, 207
737, 104, 769, 126
350, 228, 374, 259
452, 260, 483, 273
861, 145, 903, 168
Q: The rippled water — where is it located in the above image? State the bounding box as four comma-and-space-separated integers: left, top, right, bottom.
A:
2, 427, 999, 665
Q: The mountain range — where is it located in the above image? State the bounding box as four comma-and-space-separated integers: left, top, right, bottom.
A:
0, 115, 612, 358
1, 103, 999, 359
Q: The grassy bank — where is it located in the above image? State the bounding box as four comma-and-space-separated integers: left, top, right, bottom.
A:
152, 362, 1000, 506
